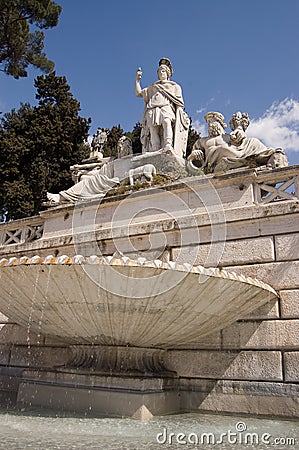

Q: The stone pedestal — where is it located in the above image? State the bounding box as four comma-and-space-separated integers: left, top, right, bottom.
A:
16, 345, 179, 417
130, 149, 188, 179
17, 368, 180, 417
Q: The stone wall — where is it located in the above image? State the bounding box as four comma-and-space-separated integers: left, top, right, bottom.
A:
166, 200, 299, 417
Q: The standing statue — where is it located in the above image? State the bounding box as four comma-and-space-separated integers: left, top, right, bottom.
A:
90, 128, 108, 159
187, 111, 288, 173
135, 58, 190, 157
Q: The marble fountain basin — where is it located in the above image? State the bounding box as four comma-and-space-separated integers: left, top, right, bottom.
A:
0, 254, 277, 348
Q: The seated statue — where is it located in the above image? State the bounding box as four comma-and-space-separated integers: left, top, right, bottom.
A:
187, 111, 288, 173
135, 58, 190, 158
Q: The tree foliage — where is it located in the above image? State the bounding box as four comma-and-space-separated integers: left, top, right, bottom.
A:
125, 122, 142, 154
0, 0, 62, 78
0, 72, 90, 220
103, 124, 124, 157
101, 122, 142, 157
186, 118, 200, 158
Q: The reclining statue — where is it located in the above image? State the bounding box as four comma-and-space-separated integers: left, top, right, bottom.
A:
47, 162, 119, 205
187, 111, 288, 173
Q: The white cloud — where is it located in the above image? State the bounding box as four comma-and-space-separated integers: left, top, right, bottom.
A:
196, 107, 206, 114
247, 98, 299, 152
196, 97, 215, 115
192, 119, 207, 136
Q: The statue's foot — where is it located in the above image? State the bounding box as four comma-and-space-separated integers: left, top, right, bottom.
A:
46, 193, 61, 205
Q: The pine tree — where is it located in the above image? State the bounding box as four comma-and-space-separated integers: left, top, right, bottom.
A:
186, 119, 200, 158
103, 124, 124, 157
0, 0, 62, 78
125, 122, 142, 154
0, 72, 90, 219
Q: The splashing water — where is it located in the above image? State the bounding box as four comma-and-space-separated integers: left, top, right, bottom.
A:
36, 266, 52, 345
26, 270, 40, 352
0, 409, 297, 450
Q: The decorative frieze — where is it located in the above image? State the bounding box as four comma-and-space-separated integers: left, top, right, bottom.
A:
66, 345, 172, 375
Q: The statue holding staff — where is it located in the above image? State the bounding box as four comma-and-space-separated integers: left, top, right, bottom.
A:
135, 58, 190, 157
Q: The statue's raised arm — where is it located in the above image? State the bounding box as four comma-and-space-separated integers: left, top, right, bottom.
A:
135, 67, 143, 97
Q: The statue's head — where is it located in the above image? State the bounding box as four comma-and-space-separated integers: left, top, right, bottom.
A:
157, 57, 173, 79
205, 112, 226, 127
204, 112, 227, 137
229, 112, 250, 131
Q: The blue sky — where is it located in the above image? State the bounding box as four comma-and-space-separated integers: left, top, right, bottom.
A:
1, 0, 299, 165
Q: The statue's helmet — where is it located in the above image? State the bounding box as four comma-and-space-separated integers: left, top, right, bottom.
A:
158, 57, 173, 77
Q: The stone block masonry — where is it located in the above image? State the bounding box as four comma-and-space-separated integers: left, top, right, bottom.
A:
167, 169, 299, 416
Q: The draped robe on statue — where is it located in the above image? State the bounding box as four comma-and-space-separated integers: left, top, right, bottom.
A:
59, 163, 119, 203
140, 81, 189, 155
195, 133, 277, 171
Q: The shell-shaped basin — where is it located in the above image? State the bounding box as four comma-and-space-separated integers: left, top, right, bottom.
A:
0, 254, 277, 348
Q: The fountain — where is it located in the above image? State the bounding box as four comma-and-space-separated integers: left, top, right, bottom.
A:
0, 253, 278, 417
0, 59, 298, 421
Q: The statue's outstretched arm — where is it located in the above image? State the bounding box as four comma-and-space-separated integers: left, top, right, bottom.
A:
135, 67, 143, 97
